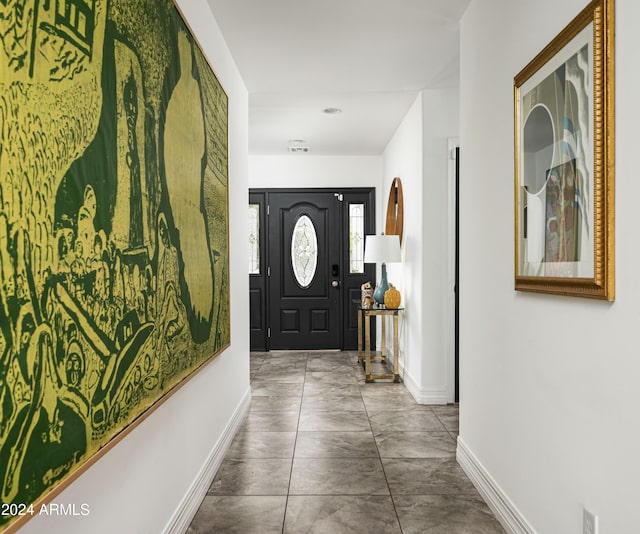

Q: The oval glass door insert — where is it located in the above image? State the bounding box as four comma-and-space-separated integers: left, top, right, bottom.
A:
291, 215, 318, 288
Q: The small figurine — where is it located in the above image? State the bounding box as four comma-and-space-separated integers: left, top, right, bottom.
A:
361, 281, 374, 309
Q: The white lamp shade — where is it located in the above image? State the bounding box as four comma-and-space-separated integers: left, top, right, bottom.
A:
364, 234, 401, 263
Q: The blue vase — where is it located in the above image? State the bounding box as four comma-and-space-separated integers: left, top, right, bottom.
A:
374, 263, 389, 305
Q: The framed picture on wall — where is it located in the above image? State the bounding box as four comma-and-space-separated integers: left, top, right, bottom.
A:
0, 1, 229, 531
514, 0, 614, 300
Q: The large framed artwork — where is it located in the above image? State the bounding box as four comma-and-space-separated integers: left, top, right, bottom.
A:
514, 0, 614, 300
0, 0, 229, 530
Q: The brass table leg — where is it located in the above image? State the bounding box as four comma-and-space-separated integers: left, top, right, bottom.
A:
393, 313, 400, 382
357, 308, 363, 363
365, 311, 372, 382
381, 312, 386, 363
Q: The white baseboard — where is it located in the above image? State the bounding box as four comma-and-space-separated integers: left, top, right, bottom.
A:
456, 436, 536, 534
400, 362, 449, 405
163, 387, 252, 534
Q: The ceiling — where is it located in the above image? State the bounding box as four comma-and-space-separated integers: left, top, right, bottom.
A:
206, 0, 471, 155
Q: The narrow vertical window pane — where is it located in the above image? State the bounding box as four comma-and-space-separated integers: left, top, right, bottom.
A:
249, 204, 260, 274
349, 204, 365, 273
291, 215, 318, 287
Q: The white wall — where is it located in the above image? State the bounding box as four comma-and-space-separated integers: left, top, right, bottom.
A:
18, 1, 250, 533
382, 95, 424, 393
249, 154, 381, 189
382, 89, 459, 404
420, 89, 460, 403
459, 0, 640, 532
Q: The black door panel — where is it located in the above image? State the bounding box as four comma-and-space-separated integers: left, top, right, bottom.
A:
249, 188, 375, 351
249, 192, 267, 350
269, 192, 340, 349
341, 190, 376, 349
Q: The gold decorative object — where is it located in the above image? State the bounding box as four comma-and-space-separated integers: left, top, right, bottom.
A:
385, 177, 404, 244
384, 284, 401, 309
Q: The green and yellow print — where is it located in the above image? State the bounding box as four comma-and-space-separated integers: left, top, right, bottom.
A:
0, 0, 229, 528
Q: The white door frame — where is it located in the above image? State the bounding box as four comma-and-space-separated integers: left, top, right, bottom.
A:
446, 137, 460, 403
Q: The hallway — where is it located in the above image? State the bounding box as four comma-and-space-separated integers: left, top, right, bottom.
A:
188, 351, 504, 533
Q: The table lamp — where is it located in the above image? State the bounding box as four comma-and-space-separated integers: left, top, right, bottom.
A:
364, 234, 401, 305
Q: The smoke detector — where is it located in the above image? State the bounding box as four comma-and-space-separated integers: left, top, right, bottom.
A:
288, 139, 309, 153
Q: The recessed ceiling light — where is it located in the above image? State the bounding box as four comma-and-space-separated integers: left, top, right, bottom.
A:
322, 107, 342, 114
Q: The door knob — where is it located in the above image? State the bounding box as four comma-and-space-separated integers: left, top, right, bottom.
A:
331, 280, 340, 287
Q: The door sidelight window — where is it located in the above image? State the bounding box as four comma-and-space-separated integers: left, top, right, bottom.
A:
349, 203, 365, 273
248, 203, 260, 274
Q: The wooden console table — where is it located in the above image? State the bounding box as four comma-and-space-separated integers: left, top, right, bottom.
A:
357, 306, 402, 382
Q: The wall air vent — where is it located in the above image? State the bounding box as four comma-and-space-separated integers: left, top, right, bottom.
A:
287, 139, 309, 153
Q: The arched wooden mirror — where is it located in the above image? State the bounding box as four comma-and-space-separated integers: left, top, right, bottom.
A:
385, 177, 404, 244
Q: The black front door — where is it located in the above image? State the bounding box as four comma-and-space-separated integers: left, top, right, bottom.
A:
249, 188, 375, 351
269, 192, 341, 349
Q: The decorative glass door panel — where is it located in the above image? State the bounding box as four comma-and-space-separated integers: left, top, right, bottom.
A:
291, 215, 318, 288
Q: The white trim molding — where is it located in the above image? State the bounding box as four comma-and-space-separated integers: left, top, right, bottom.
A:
456, 437, 536, 534
163, 387, 252, 534
446, 137, 459, 404
401, 362, 449, 405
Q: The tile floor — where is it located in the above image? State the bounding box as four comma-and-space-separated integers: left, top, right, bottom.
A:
188, 351, 505, 534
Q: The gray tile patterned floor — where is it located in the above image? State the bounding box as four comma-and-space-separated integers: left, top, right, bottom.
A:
188, 351, 504, 534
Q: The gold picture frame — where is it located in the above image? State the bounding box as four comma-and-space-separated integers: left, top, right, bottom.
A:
514, 0, 614, 300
